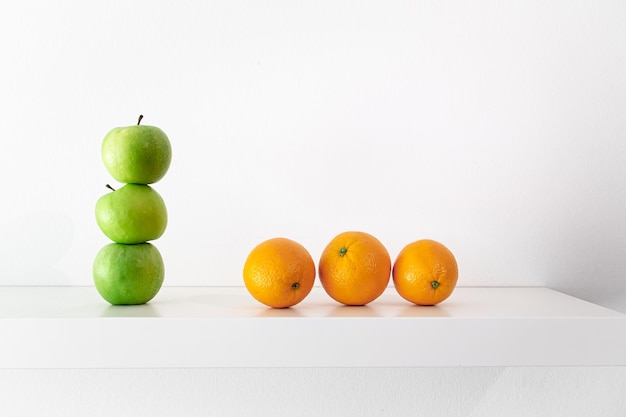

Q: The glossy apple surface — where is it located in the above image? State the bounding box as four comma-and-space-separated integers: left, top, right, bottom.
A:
95, 183, 167, 244
101, 117, 172, 185
93, 242, 164, 305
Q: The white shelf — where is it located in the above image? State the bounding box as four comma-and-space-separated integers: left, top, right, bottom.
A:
1, 286, 624, 368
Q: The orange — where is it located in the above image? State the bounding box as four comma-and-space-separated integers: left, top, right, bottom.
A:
318, 231, 391, 305
392, 239, 458, 305
243, 237, 316, 308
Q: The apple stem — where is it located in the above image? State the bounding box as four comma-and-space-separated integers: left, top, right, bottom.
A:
105, 184, 116, 192
137, 115, 144, 125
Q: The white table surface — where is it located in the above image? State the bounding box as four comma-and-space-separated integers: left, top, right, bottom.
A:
1, 286, 624, 368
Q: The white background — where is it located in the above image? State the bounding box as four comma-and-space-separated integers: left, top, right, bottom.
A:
1, 0, 625, 311
1, 1, 625, 415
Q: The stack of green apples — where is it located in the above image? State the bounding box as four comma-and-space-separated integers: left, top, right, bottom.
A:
93, 115, 172, 305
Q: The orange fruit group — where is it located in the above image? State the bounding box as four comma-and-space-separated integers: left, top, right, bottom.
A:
243, 237, 316, 308
318, 231, 391, 306
392, 239, 458, 305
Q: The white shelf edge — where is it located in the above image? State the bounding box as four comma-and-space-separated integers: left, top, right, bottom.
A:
1, 286, 624, 368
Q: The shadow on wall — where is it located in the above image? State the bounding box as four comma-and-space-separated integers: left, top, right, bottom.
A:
541, 226, 626, 314
0, 211, 73, 285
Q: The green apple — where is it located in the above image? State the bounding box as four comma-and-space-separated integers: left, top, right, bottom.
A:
101, 115, 172, 185
95, 183, 167, 244
93, 242, 164, 305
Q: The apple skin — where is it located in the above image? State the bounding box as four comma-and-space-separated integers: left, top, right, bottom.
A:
102, 123, 172, 185
93, 242, 164, 305
95, 183, 167, 244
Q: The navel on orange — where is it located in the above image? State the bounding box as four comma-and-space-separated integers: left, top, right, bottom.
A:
318, 231, 391, 306
243, 237, 316, 308
392, 239, 458, 306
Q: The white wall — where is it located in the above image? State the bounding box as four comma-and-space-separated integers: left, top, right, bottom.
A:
0, 367, 625, 416
1, 0, 625, 310
1, 1, 625, 415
